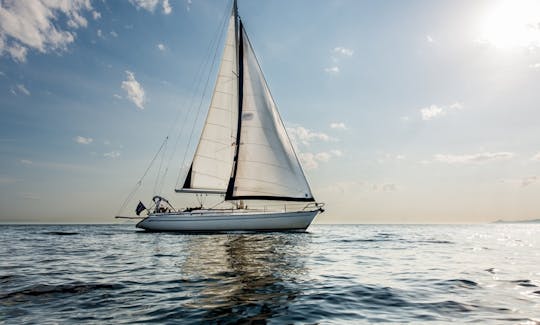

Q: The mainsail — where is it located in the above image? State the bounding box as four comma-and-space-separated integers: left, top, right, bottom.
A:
180, 1, 314, 202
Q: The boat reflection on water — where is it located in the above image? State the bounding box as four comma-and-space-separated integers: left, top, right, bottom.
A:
176, 233, 312, 322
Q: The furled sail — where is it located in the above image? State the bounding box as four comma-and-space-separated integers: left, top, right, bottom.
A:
178, 10, 238, 193
225, 26, 314, 201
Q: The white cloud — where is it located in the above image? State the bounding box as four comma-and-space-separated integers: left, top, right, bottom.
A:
129, 0, 172, 14
74, 136, 93, 145
321, 180, 397, 194
333, 46, 354, 56
287, 125, 333, 146
421, 105, 445, 120
186, 0, 192, 11
20, 159, 33, 165
16, 84, 31, 96
6, 43, 28, 62
502, 176, 538, 188
521, 176, 538, 187
324, 66, 339, 73
97, 29, 103, 38
162, 0, 172, 14
110, 31, 118, 38
434, 152, 514, 164
129, 0, 160, 11
420, 102, 463, 120
530, 63, 540, 69
121, 70, 145, 109
379, 183, 397, 192
113, 94, 122, 99
377, 153, 405, 164
92, 10, 101, 20
157, 43, 165, 51
330, 122, 347, 130
0, 0, 94, 62
531, 152, 540, 161
427, 35, 434, 43
104, 151, 121, 159
300, 150, 342, 170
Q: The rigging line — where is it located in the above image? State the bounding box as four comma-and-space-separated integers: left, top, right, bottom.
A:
176, 3, 232, 188
158, 0, 232, 191
168, 1, 231, 190
116, 136, 169, 216
153, 137, 168, 195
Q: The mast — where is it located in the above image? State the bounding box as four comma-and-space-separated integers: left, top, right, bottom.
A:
226, 0, 244, 200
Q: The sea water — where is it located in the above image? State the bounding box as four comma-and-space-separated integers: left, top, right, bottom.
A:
1, 224, 539, 324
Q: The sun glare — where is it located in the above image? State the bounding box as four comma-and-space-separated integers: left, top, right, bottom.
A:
477, 0, 540, 49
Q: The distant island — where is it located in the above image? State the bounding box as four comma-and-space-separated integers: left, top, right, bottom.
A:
493, 219, 540, 224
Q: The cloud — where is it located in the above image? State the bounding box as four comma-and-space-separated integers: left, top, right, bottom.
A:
113, 94, 122, 99
321, 180, 397, 194
531, 152, 540, 161
17, 192, 41, 200
421, 105, 445, 120
186, 0, 192, 11
332, 46, 354, 56
434, 152, 514, 164
97, 29, 103, 38
11, 84, 31, 96
420, 102, 463, 120
104, 151, 121, 159
129, 0, 172, 14
162, 0, 172, 14
129, 0, 159, 11
92, 10, 101, 20
377, 153, 405, 164
325, 46, 354, 74
427, 35, 434, 43
0, 176, 18, 184
330, 122, 347, 130
502, 176, 538, 188
121, 70, 145, 109
521, 176, 538, 187
530, 63, 540, 69
74, 136, 93, 144
287, 125, 334, 146
20, 159, 33, 165
110, 31, 118, 38
373, 183, 397, 192
0, 0, 94, 62
324, 66, 339, 73
157, 43, 165, 51
300, 150, 342, 170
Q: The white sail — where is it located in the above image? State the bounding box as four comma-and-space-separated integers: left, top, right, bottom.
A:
226, 28, 314, 201
180, 12, 238, 193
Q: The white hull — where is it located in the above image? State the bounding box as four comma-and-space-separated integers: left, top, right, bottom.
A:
136, 209, 320, 232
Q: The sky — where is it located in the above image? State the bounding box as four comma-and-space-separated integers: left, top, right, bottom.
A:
1, 0, 540, 224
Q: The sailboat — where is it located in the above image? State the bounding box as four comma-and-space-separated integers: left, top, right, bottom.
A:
135, 0, 324, 232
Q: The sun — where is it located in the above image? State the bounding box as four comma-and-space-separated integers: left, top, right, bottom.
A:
477, 0, 540, 49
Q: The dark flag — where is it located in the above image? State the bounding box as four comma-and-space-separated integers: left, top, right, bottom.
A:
135, 201, 146, 216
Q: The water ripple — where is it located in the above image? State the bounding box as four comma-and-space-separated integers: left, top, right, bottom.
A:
1, 224, 539, 323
